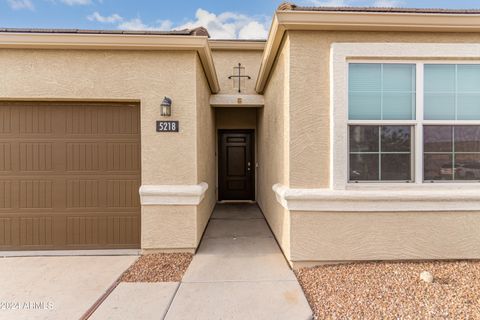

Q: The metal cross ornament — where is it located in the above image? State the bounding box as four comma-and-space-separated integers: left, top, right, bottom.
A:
228, 63, 251, 93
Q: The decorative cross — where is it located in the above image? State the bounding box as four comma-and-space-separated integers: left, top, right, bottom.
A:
228, 63, 251, 93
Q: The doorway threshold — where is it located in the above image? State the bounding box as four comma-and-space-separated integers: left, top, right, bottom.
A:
217, 200, 257, 204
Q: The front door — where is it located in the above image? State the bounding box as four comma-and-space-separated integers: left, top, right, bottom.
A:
218, 130, 255, 201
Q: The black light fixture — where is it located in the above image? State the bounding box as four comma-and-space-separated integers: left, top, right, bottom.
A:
161, 97, 172, 117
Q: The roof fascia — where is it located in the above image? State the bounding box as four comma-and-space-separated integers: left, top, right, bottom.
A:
209, 40, 265, 51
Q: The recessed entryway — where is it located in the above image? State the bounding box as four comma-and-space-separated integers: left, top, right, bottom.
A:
218, 130, 255, 201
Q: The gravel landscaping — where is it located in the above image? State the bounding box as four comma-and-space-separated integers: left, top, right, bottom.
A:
121, 253, 193, 282
296, 261, 480, 319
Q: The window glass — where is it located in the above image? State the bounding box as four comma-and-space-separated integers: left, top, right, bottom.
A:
381, 154, 411, 180
424, 93, 456, 120
457, 65, 480, 92
424, 154, 453, 181
424, 64, 455, 92
423, 125, 480, 181
457, 93, 480, 120
349, 125, 412, 181
349, 126, 379, 152
425, 64, 480, 120
350, 154, 379, 181
349, 92, 382, 120
349, 64, 415, 120
424, 126, 452, 153
346, 63, 480, 184
381, 126, 411, 152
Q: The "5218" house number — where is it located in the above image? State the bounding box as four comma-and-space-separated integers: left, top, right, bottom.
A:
156, 121, 179, 132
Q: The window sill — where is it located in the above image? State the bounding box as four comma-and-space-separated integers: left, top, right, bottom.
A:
272, 183, 480, 212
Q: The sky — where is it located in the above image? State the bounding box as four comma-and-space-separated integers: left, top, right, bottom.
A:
1, 0, 480, 39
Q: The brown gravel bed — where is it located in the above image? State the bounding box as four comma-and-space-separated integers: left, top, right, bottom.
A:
295, 261, 480, 320
121, 253, 193, 282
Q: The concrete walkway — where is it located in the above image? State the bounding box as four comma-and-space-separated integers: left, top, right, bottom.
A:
0, 255, 137, 320
91, 282, 179, 320
165, 204, 313, 320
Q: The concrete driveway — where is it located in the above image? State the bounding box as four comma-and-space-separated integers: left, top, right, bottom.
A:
0, 255, 137, 320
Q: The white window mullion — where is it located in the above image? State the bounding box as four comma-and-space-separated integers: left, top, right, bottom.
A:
415, 62, 424, 184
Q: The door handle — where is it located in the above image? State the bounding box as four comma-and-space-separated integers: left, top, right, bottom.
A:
247, 162, 251, 171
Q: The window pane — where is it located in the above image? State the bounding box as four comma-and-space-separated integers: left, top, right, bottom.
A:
424, 126, 452, 153
349, 154, 379, 181
455, 126, 480, 152
349, 64, 381, 91
457, 65, 480, 92
349, 63, 415, 121
381, 126, 411, 152
383, 64, 415, 91
381, 154, 411, 180
457, 93, 480, 120
425, 64, 456, 92
349, 126, 379, 152
424, 154, 453, 181
383, 92, 415, 120
349, 92, 381, 120
424, 93, 456, 120
455, 154, 480, 180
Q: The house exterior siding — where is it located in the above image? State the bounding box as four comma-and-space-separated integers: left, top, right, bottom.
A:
3, 8, 480, 265
257, 36, 292, 260
280, 31, 480, 265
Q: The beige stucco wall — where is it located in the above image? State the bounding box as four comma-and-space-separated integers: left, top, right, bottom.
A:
211, 50, 263, 95
288, 30, 480, 188
142, 206, 196, 249
195, 55, 216, 245
0, 49, 198, 185
291, 210, 480, 264
0, 48, 214, 251
216, 107, 257, 129
285, 30, 480, 263
257, 37, 292, 260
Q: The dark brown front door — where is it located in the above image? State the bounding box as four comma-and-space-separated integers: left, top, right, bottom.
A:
218, 130, 255, 201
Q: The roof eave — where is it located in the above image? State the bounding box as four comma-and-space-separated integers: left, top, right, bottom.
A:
255, 10, 480, 93
0, 31, 220, 93
208, 39, 266, 51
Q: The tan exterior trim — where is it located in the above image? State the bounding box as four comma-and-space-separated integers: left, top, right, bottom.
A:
256, 15, 285, 93
0, 32, 220, 93
255, 10, 480, 93
210, 94, 264, 107
139, 183, 209, 206
273, 184, 480, 212
209, 40, 266, 51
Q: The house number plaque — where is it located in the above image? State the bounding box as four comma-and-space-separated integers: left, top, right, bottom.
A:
156, 121, 179, 132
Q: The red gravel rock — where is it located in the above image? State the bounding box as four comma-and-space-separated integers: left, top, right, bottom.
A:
295, 261, 480, 320
121, 253, 193, 283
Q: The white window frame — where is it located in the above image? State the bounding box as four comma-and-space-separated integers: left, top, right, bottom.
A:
347, 61, 418, 183
331, 43, 480, 190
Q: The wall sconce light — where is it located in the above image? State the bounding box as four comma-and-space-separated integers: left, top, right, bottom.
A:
161, 97, 172, 117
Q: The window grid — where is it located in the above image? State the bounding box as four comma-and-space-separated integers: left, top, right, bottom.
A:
348, 61, 480, 184
348, 125, 413, 182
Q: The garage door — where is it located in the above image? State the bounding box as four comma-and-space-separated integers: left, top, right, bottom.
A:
0, 102, 141, 250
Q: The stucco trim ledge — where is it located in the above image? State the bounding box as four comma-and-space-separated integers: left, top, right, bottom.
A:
272, 183, 480, 212
139, 183, 208, 206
